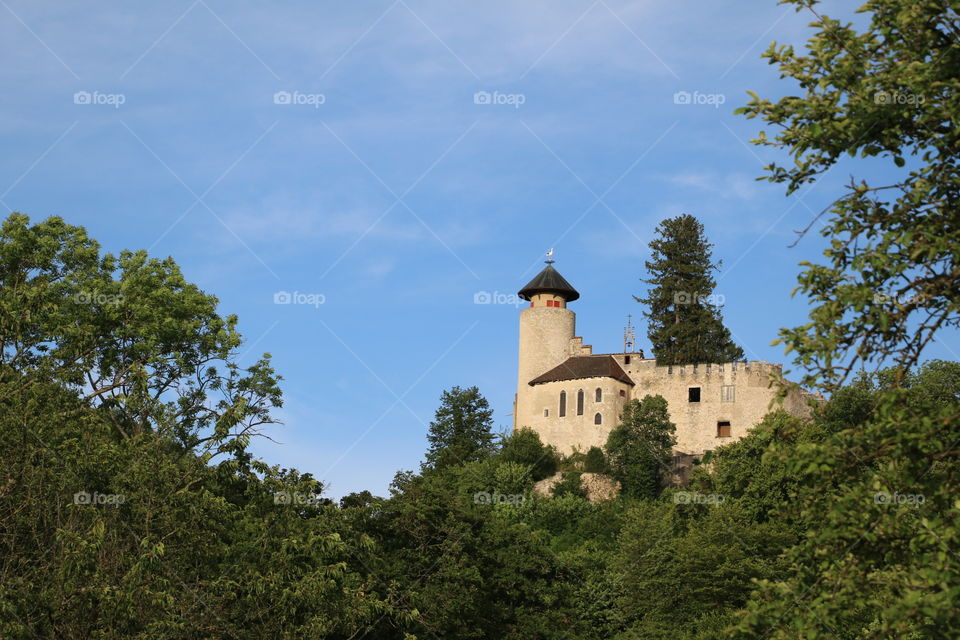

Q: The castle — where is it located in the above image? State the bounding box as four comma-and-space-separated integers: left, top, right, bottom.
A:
512, 258, 811, 458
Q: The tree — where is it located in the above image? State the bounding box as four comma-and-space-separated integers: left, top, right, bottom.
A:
637, 214, 744, 365
615, 500, 794, 639
422, 385, 496, 471
499, 427, 560, 480
733, 1, 960, 636
736, 0, 960, 392
0, 214, 394, 639
0, 213, 282, 461
604, 395, 676, 499
584, 446, 608, 474
0, 374, 392, 639
374, 457, 581, 639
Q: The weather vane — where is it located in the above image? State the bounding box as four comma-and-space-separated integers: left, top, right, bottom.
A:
545, 248, 555, 264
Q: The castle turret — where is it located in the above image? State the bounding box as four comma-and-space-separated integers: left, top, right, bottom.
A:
514, 257, 579, 429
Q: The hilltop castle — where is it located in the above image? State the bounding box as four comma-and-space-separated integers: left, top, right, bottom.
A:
512, 258, 811, 458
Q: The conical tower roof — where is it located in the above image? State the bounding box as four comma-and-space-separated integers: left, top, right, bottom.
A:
517, 263, 580, 302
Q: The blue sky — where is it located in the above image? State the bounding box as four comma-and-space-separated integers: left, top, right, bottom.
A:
3, 1, 956, 498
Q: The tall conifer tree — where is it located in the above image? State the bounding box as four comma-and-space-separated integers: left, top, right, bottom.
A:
637, 214, 745, 365
422, 385, 495, 471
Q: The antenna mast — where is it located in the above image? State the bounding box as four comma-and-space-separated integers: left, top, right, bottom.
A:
623, 314, 636, 354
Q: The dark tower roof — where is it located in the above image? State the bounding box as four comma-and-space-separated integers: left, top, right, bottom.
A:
518, 264, 580, 302
528, 355, 633, 386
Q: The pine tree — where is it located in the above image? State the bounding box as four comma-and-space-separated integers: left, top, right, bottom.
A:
637, 214, 745, 365
423, 386, 496, 471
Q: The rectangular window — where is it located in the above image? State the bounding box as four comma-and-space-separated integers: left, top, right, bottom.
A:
717, 421, 731, 437
688, 387, 701, 403
544, 409, 549, 417
721, 385, 735, 403
624, 355, 631, 364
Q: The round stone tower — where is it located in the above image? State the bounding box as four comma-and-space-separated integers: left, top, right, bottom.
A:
514, 257, 579, 429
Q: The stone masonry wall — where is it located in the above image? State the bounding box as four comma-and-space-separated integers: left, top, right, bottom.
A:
519, 357, 812, 456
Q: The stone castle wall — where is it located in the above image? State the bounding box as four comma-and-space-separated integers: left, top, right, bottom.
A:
518, 376, 633, 451
517, 355, 811, 456
615, 357, 809, 454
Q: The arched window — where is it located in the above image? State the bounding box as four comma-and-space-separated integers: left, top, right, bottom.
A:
559, 391, 566, 417
595, 387, 602, 402
577, 390, 584, 415
594, 413, 602, 425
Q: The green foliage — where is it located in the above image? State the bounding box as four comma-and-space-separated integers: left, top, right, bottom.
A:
605, 396, 677, 499
691, 410, 816, 524
499, 427, 560, 480
493, 461, 535, 495
732, 0, 960, 635
551, 471, 586, 499
636, 214, 744, 365
423, 385, 496, 471
615, 499, 793, 638
0, 371, 391, 639
0, 212, 282, 461
0, 214, 396, 639
584, 446, 609, 473
372, 462, 581, 639
736, 0, 960, 391
734, 361, 960, 639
